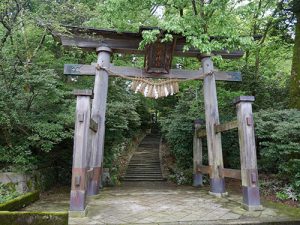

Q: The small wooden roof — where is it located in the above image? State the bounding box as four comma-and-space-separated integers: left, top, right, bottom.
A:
54, 25, 244, 59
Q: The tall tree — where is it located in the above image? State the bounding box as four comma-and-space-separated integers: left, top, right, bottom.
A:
290, 1, 300, 108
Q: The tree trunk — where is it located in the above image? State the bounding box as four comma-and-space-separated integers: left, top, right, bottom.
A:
289, 13, 300, 109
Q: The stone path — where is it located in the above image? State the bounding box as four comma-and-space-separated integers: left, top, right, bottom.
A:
68, 182, 300, 225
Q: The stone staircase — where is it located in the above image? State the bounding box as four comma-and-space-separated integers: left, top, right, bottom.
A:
123, 134, 164, 181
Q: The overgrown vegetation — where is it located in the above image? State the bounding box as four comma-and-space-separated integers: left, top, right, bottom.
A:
0, 184, 20, 204
0, 0, 299, 204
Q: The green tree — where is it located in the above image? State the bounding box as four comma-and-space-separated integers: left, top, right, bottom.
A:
290, 1, 300, 108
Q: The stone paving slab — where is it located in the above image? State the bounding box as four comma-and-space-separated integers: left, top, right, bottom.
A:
67, 182, 300, 225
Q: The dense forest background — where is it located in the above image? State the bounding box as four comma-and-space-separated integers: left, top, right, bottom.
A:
0, 0, 299, 202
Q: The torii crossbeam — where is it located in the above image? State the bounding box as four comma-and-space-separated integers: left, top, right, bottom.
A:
54, 25, 261, 215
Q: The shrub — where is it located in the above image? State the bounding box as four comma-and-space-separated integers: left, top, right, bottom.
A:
255, 109, 300, 194
0, 184, 20, 204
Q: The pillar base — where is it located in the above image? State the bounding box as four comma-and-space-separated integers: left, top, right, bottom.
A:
210, 178, 226, 195
193, 173, 203, 187
242, 203, 263, 211
87, 180, 100, 196
87, 167, 101, 196
70, 190, 86, 212
69, 207, 88, 218
242, 186, 262, 211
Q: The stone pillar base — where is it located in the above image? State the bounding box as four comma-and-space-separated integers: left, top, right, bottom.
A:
69, 207, 88, 218
242, 203, 264, 211
87, 180, 99, 196
209, 191, 228, 198
210, 178, 226, 195
70, 190, 86, 212
193, 173, 203, 187
87, 167, 101, 196
242, 186, 262, 211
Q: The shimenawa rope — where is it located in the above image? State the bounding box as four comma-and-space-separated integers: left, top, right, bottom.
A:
96, 64, 214, 98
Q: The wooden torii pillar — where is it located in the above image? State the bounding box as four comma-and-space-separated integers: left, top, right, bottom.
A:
87, 46, 112, 195
201, 56, 226, 196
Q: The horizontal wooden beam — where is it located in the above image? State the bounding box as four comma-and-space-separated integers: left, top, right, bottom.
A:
196, 129, 207, 138
215, 120, 238, 133
197, 166, 241, 180
197, 165, 211, 175
89, 118, 98, 132
220, 168, 241, 180
64, 64, 242, 82
58, 35, 244, 59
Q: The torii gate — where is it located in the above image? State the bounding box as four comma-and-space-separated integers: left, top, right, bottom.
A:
54, 25, 262, 215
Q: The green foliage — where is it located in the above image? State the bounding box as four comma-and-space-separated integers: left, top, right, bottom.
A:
103, 78, 150, 171
0, 0, 298, 194
0, 183, 20, 204
255, 109, 300, 193
159, 82, 243, 169
169, 168, 193, 185
276, 191, 289, 201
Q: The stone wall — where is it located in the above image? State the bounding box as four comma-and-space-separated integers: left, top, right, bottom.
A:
0, 173, 34, 193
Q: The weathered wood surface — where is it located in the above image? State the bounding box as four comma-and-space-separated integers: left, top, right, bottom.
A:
70, 90, 92, 211
197, 166, 241, 180
193, 123, 203, 186
235, 97, 258, 187
235, 96, 261, 209
58, 30, 244, 58
64, 64, 242, 82
197, 165, 211, 175
193, 128, 203, 172
202, 57, 225, 193
88, 47, 111, 195
196, 129, 207, 138
197, 120, 238, 137
221, 168, 241, 180
89, 118, 98, 132
215, 120, 238, 133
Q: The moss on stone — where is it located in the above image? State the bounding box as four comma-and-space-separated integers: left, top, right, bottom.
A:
263, 200, 300, 219
0, 191, 40, 211
0, 211, 68, 225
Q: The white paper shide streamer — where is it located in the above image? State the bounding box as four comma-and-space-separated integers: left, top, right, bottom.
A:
130, 79, 179, 98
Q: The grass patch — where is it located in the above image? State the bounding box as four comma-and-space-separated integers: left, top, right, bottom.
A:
0, 211, 68, 225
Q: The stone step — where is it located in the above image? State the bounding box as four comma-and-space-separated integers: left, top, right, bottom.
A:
126, 170, 161, 172
126, 172, 162, 175
125, 174, 163, 177
128, 163, 160, 165
128, 164, 160, 166
129, 161, 160, 164
126, 168, 161, 171
123, 133, 165, 183
123, 178, 165, 181
124, 176, 164, 179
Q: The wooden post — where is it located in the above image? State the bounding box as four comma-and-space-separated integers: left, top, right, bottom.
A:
234, 96, 262, 211
87, 46, 112, 195
201, 56, 226, 196
70, 90, 93, 215
193, 119, 205, 187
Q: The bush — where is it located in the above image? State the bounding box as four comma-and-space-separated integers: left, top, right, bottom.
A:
255, 109, 300, 194
169, 168, 193, 185
0, 184, 20, 204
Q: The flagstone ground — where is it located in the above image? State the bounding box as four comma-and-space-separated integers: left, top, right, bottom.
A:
23, 181, 300, 224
